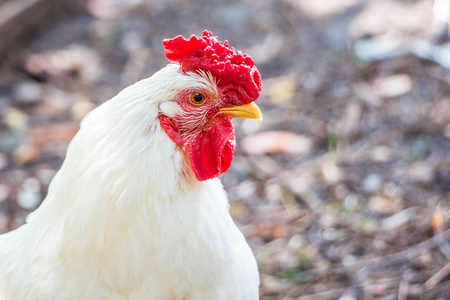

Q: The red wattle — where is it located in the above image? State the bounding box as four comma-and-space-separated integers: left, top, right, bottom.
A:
187, 115, 235, 181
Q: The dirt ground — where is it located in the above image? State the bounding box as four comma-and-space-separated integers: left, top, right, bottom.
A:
0, 0, 450, 299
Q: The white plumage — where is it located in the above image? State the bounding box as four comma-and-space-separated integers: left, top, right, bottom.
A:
0, 64, 259, 299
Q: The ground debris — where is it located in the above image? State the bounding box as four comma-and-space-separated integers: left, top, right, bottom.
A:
0, 0, 449, 299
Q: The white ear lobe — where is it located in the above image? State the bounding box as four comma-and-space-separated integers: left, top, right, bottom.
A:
159, 101, 181, 117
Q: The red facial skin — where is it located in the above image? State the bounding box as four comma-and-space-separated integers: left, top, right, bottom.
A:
159, 88, 235, 181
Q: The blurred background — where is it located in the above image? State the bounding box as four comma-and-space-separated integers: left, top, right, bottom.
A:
0, 0, 450, 299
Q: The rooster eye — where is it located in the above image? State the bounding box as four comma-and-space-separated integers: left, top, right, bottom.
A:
190, 92, 206, 105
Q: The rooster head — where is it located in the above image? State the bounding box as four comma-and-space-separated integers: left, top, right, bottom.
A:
159, 31, 262, 181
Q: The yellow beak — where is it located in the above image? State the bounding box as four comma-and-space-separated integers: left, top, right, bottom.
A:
218, 102, 263, 121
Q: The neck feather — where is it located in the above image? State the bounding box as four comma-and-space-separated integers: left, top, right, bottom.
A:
26, 66, 224, 256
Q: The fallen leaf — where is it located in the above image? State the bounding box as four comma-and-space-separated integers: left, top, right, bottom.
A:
382, 207, 419, 231
322, 160, 342, 184
86, 0, 127, 19
371, 74, 413, 98
368, 195, 403, 214
71, 96, 95, 120
12, 144, 40, 165
3, 108, 28, 132
433, 210, 445, 233
370, 146, 392, 162
269, 77, 296, 103
229, 202, 248, 218
292, 0, 361, 19
241, 131, 313, 155
404, 162, 435, 185
273, 226, 288, 239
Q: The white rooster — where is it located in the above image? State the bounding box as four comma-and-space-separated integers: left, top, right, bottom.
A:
0, 31, 262, 300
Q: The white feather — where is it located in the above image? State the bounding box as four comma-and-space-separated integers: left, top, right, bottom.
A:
0, 64, 259, 300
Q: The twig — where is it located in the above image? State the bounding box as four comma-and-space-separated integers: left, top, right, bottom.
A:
296, 287, 348, 300
398, 280, 409, 300
356, 228, 450, 279
421, 280, 450, 300
423, 262, 450, 291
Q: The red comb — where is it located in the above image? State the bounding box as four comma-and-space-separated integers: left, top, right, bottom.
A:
162, 31, 261, 105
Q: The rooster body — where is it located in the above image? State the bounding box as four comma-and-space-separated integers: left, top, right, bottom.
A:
0, 32, 261, 299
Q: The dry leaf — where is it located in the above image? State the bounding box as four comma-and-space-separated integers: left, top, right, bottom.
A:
404, 162, 435, 185
371, 74, 413, 98
269, 77, 296, 103
229, 202, 248, 218
272, 226, 288, 239
72, 96, 95, 120
292, 0, 361, 19
433, 210, 445, 233
3, 108, 28, 132
13, 144, 40, 165
322, 160, 342, 184
241, 131, 313, 155
368, 195, 403, 214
